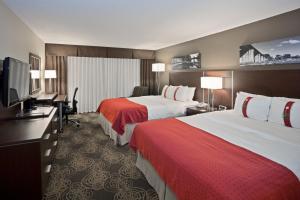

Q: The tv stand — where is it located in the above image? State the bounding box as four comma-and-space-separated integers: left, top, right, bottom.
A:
0, 107, 58, 199
15, 106, 54, 119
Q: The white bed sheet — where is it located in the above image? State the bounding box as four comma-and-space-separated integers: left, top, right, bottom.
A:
99, 113, 136, 145
100, 96, 198, 145
178, 110, 300, 179
128, 96, 198, 120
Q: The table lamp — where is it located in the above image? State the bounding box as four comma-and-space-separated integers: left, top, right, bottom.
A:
45, 70, 57, 93
152, 63, 165, 95
200, 76, 223, 110
30, 70, 40, 92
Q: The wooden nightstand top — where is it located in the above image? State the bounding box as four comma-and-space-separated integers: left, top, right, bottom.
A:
188, 106, 209, 112
186, 106, 218, 116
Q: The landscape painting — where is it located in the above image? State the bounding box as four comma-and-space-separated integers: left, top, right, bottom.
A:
172, 52, 201, 70
240, 35, 300, 66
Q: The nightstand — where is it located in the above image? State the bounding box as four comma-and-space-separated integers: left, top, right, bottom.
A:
186, 106, 210, 116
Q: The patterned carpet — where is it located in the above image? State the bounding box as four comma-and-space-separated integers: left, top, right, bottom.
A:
43, 113, 158, 200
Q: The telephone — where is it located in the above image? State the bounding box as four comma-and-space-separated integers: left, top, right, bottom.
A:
218, 105, 227, 111
196, 102, 209, 108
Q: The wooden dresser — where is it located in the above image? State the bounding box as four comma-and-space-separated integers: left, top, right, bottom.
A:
0, 107, 58, 199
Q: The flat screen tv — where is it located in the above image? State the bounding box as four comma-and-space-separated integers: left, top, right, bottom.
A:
2, 57, 30, 107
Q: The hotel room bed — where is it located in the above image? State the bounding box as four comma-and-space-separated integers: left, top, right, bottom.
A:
98, 95, 198, 145
130, 110, 300, 200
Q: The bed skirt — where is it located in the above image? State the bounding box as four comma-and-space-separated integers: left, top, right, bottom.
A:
136, 152, 177, 200
99, 113, 136, 145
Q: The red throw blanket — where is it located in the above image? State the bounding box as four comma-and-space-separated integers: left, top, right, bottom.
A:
97, 98, 148, 135
130, 118, 300, 200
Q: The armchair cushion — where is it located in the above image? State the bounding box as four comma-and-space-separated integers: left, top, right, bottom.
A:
131, 86, 149, 97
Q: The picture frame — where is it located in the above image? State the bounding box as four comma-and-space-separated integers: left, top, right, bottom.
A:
172, 52, 201, 70
240, 35, 300, 66
29, 53, 41, 94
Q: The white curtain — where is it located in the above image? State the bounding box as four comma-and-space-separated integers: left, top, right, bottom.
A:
67, 57, 140, 113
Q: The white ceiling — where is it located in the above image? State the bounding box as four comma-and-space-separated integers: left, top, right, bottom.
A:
3, 0, 300, 50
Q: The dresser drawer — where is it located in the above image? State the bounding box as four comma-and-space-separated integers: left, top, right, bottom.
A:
41, 130, 54, 149
40, 118, 59, 165
41, 164, 52, 193
40, 110, 58, 193
51, 110, 59, 133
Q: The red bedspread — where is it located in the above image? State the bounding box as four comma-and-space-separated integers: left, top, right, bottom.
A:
97, 98, 148, 135
130, 118, 300, 200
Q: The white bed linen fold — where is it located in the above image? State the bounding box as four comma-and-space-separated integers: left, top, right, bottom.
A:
99, 113, 136, 145
128, 96, 198, 119
178, 110, 300, 179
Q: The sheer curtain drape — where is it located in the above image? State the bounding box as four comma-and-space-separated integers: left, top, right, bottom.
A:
68, 57, 140, 113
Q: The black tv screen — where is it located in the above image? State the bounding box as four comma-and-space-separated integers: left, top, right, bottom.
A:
2, 57, 30, 107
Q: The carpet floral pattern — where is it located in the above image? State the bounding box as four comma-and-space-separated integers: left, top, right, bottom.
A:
43, 113, 158, 200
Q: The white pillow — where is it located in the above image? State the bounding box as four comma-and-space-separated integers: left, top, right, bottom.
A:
268, 97, 300, 128
174, 86, 188, 101
166, 86, 177, 99
161, 85, 168, 97
186, 87, 196, 101
239, 91, 259, 97
234, 92, 272, 121
234, 91, 271, 110
162, 85, 195, 101
239, 91, 272, 99
234, 91, 257, 110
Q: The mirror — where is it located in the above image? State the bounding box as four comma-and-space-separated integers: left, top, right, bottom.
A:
29, 53, 41, 94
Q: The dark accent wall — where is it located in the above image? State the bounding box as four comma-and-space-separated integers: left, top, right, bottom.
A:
169, 69, 300, 107
46, 43, 155, 59
156, 8, 300, 86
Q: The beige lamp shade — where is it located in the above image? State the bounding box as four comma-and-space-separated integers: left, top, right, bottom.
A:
45, 70, 57, 79
30, 70, 40, 79
201, 76, 223, 89
152, 63, 165, 72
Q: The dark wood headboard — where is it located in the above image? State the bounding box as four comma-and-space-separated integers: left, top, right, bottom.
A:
169, 71, 203, 101
169, 69, 300, 109
233, 69, 300, 99
169, 70, 233, 108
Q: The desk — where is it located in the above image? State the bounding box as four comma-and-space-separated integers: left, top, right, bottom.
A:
32, 93, 66, 132
54, 95, 67, 132
33, 93, 57, 105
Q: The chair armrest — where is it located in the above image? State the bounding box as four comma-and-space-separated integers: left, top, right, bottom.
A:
62, 104, 70, 108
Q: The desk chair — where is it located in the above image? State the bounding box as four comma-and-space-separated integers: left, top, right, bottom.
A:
63, 87, 80, 127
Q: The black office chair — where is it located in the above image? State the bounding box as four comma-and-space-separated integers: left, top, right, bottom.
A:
64, 87, 80, 127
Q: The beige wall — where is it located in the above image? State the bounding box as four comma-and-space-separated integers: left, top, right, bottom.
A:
156, 8, 300, 86
0, 1, 45, 92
